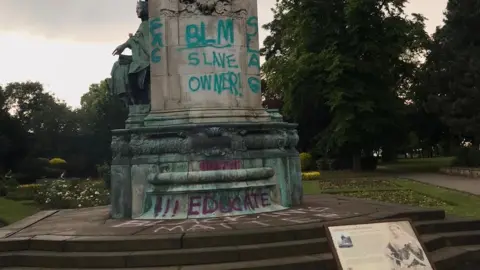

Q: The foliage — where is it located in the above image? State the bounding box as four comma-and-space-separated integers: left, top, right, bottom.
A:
6, 184, 41, 201
0, 79, 127, 180
317, 179, 395, 190
299, 152, 313, 171
301, 171, 321, 181
14, 157, 56, 184
34, 179, 110, 209
339, 190, 448, 208
49, 158, 67, 165
0, 173, 18, 197
418, 0, 480, 146
360, 156, 378, 171
262, 0, 429, 169
452, 147, 480, 168
96, 163, 111, 189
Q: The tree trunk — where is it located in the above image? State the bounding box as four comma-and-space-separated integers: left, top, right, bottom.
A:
352, 154, 361, 171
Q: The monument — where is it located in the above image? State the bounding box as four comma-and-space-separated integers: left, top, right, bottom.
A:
109, 0, 303, 220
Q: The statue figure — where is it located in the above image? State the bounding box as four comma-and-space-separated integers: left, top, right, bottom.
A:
109, 0, 150, 106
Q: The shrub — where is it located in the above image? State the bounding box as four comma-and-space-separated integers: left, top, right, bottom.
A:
49, 158, 67, 165
452, 147, 480, 168
316, 158, 334, 171
14, 157, 51, 184
361, 156, 378, 171
96, 163, 111, 190
6, 184, 41, 201
34, 179, 110, 209
302, 171, 321, 181
0, 174, 18, 197
300, 152, 313, 171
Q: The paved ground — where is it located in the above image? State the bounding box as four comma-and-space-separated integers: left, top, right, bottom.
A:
0, 194, 435, 239
400, 173, 480, 195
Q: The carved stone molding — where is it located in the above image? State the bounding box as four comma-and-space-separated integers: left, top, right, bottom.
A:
112, 123, 300, 158
159, 0, 248, 17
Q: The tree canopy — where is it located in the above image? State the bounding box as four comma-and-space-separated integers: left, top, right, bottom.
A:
262, 0, 430, 168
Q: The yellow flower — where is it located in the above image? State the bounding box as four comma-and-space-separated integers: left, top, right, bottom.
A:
302, 171, 321, 181
18, 184, 42, 189
49, 158, 67, 165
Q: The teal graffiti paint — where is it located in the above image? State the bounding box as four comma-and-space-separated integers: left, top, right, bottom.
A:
151, 48, 161, 63
150, 17, 164, 63
184, 19, 235, 49
248, 53, 260, 70
248, 77, 261, 94
246, 16, 260, 71
188, 72, 242, 96
187, 51, 239, 69
246, 16, 259, 54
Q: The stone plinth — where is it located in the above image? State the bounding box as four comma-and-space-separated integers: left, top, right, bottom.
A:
111, 118, 302, 219
144, 0, 269, 125
109, 0, 302, 220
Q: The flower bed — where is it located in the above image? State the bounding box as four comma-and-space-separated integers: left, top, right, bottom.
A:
6, 184, 41, 201
302, 171, 321, 181
34, 180, 110, 209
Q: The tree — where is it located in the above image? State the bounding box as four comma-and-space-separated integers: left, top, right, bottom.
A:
262, 0, 429, 169
74, 79, 127, 176
2, 82, 79, 159
0, 85, 29, 173
421, 0, 480, 147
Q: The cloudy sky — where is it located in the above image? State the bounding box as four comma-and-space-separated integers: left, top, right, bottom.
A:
0, 0, 447, 108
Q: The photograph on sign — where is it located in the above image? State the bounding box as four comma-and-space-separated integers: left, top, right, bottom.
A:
326, 220, 435, 270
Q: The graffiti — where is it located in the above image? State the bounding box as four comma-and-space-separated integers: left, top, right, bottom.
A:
247, 77, 261, 94
188, 72, 242, 96
246, 16, 260, 58
113, 206, 352, 233
188, 191, 270, 216
199, 160, 241, 171
150, 17, 164, 63
151, 188, 272, 219
187, 51, 239, 69
184, 19, 234, 49
246, 16, 261, 95
177, 15, 261, 96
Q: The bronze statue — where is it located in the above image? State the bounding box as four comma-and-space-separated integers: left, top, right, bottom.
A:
109, 0, 150, 106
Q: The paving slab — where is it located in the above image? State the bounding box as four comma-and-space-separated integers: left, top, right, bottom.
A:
401, 173, 480, 195
2, 195, 438, 240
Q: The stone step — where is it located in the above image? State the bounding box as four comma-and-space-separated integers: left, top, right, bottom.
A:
0, 254, 337, 270
0, 217, 456, 253
430, 245, 480, 270
422, 230, 480, 252
415, 219, 480, 235
0, 223, 327, 252
0, 238, 330, 268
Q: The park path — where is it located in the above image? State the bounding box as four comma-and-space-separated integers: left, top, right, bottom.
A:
400, 173, 480, 195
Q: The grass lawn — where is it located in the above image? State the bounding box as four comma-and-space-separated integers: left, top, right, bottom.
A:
379, 156, 454, 173
304, 177, 480, 219
0, 198, 40, 225
316, 157, 454, 180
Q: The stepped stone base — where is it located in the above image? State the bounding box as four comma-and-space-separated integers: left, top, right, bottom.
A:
111, 106, 302, 220
2, 195, 480, 269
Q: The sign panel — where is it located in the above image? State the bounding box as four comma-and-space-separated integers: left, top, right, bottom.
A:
326, 220, 435, 270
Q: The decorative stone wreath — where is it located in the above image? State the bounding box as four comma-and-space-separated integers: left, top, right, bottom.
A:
179, 0, 232, 15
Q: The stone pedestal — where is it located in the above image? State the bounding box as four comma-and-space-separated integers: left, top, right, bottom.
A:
110, 0, 302, 220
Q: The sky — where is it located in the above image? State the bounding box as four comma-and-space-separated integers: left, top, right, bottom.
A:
0, 0, 448, 108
